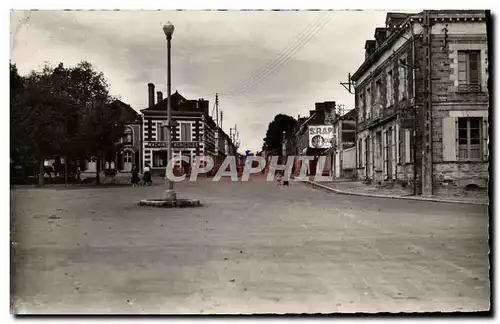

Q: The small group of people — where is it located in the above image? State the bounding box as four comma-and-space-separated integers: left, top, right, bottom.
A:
131, 164, 152, 186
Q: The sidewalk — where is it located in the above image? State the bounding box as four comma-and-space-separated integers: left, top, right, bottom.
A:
294, 176, 489, 206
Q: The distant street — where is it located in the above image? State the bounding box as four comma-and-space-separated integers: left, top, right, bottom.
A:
11, 177, 489, 314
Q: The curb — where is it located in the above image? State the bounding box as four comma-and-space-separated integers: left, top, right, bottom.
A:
138, 198, 202, 208
300, 179, 489, 206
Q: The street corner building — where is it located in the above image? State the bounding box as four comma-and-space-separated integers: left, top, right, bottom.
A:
140, 83, 238, 176
292, 101, 335, 176
351, 10, 490, 196
291, 101, 356, 178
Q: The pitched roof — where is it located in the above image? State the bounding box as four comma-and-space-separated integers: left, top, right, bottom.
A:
340, 108, 357, 120
141, 91, 187, 112
107, 99, 141, 123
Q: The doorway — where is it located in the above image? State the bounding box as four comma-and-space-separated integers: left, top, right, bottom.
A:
123, 151, 133, 172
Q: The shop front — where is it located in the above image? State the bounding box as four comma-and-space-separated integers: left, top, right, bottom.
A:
144, 140, 202, 175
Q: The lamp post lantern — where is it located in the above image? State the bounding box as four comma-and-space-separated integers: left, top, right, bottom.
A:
163, 21, 176, 201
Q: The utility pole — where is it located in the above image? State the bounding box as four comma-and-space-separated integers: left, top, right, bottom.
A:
340, 72, 356, 180
215, 93, 219, 127
421, 10, 433, 196
220, 110, 223, 129
340, 73, 355, 94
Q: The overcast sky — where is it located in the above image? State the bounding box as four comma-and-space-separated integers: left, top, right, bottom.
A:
11, 10, 397, 152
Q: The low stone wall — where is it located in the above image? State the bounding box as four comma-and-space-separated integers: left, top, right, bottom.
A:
434, 162, 489, 189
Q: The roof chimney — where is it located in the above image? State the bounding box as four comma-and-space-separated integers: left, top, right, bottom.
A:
374, 28, 388, 47
148, 83, 155, 108
365, 40, 377, 60
198, 99, 209, 115
157, 91, 163, 103
315, 102, 325, 112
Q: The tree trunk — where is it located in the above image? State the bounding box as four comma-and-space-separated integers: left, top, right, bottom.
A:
38, 157, 44, 187
95, 151, 101, 185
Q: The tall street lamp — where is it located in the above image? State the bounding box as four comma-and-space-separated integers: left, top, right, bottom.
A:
163, 21, 176, 201
137, 21, 201, 209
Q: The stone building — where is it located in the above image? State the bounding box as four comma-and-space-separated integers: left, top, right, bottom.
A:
293, 101, 336, 175
324, 108, 357, 179
352, 10, 489, 195
140, 83, 236, 175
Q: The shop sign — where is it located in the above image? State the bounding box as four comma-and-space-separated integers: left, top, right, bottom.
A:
308, 125, 333, 149
145, 141, 200, 149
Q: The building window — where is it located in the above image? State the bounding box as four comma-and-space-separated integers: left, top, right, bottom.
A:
398, 59, 408, 101
386, 70, 393, 107
180, 123, 192, 142
156, 123, 168, 141
376, 131, 382, 169
358, 93, 364, 122
366, 87, 371, 119
458, 50, 481, 92
375, 79, 381, 103
458, 117, 482, 160
153, 151, 167, 167
124, 151, 132, 163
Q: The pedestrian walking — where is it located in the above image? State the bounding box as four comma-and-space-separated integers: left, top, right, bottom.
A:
131, 166, 140, 187
143, 164, 152, 186
276, 170, 283, 186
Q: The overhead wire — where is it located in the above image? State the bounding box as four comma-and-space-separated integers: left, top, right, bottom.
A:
166, 11, 334, 107
222, 11, 334, 97
221, 11, 329, 97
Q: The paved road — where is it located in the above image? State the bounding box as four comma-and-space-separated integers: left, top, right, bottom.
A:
11, 176, 490, 314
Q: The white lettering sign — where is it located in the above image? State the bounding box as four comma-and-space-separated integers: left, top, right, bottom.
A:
308, 125, 333, 149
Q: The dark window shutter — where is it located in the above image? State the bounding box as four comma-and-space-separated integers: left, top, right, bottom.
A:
469, 51, 480, 85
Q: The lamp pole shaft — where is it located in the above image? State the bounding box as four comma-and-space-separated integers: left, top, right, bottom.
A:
166, 34, 174, 191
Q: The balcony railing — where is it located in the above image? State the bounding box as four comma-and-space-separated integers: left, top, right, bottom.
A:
458, 83, 481, 93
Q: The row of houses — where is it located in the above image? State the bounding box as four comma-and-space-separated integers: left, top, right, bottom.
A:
279, 10, 489, 196
280, 101, 357, 179
353, 10, 490, 195
81, 83, 239, 176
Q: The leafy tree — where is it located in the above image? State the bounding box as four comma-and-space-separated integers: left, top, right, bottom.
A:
10, 61, 125, 186
262, 114, 298, 153
10, 63, 29, 163
60, 62, 125, 184
11, 63, 79, 186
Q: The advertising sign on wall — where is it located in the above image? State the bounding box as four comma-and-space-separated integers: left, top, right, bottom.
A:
308, 125, 334, 149
145, 141, 200, 149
